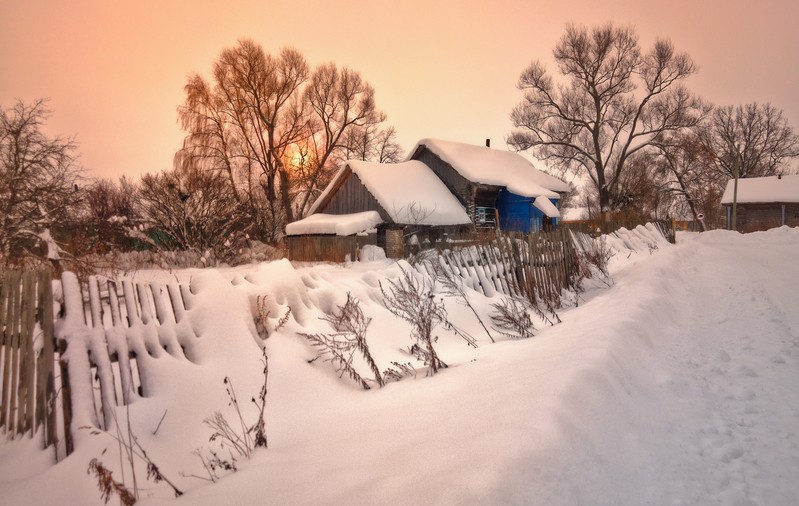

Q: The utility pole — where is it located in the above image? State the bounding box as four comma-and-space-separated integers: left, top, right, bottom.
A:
731, 145, 741, 231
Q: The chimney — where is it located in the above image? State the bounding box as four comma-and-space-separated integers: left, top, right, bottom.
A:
778, 174, 782, 179
485, 138, 491, 148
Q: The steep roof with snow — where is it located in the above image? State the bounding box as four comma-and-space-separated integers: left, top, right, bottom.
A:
348, 160, 471, 225
409, 138, 570, 198
721, 175, 799, 204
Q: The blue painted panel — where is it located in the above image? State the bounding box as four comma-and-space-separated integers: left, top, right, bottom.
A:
496, 189, 558, 232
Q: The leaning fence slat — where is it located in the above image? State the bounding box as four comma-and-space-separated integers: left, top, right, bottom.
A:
20, 271, 37, 434
37, 269, 57, 448
0, 271, 12, 429
5, 270, 21, 434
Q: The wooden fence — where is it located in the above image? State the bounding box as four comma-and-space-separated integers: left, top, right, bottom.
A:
417, 229, 588, 308
0, 269, 57, 449
1, 269, 194, 459
562, 218, 676, 244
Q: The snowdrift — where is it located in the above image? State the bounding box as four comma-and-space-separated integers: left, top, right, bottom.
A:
2, 226, 798, 505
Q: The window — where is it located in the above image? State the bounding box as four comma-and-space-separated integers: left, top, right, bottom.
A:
476, 207, 487, 223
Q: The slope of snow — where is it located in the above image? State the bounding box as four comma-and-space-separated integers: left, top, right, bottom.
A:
721, 174, 799, 203
2, 227, 798, 505
411, 138, 570, 197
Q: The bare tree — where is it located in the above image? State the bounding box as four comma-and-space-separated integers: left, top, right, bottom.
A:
138, 166, 245, 254
79, 177, 140, 253
0, 99, 81, 265
296, 64, 387, 216
701, 103, 799, 180
650, 131, 722, 229
342, 124, 404, 164
507, 23, 704, 216
176, 41, 310, 242
176, 40, 395, 240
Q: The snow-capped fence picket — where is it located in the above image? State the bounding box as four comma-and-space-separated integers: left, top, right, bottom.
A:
0, 268, 58, 450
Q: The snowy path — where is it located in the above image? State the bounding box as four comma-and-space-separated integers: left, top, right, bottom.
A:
635, 232, 799, 505
531, 231, 799, 505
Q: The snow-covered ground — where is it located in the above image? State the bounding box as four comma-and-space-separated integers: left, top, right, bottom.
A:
1, 226, 798, 505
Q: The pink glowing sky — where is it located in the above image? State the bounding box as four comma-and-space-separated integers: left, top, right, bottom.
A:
2, 0, 797, 180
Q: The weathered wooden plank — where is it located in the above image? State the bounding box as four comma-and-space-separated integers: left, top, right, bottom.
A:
5, 270, 21, 434
58, 339, 73, 455
0, 271, 10, 429
122, 280, 140, 326
37, 269, 57, 448
106, 280, 123, 327
20, 270, 37, 434
87, 276, 104, 329
167, 284, 186, 323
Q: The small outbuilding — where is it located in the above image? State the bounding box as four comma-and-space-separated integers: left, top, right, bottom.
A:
721, 174, 799, 232
286, 159, 472, 260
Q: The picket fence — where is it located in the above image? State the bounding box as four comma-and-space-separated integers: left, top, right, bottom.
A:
0, 269, 195, 459
418, 229, 593, 308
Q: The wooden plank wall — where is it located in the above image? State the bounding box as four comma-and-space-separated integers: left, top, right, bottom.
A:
0, 269, 58, 451
1, 268, 194, 459
288, 234, 377, 262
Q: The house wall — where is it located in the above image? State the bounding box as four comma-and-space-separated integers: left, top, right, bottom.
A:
496, 190, 558, 233
317, 172, 390, 221
725, 203, 799, 232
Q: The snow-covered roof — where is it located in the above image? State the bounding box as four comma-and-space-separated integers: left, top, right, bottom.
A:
533, 196, 561, 218
285, 211, 383, 236
721, 175, 799, 204
318, 160, 472, 226
410, 138, 570, 198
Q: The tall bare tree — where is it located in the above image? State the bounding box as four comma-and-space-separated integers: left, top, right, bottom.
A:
701, 103, 799, 180
296, 63, 387, 215
649, 129, 728, 229
177, 40, 310, 241
0, 99, 81, 264
507, 23, 704, 215
176, 40, 393, 241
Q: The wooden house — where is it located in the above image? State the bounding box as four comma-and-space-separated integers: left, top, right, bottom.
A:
286, 159, 472, 259
721, 175, 799, 232
408, 139, 570, 233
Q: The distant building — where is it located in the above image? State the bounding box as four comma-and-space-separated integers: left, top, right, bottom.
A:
721, 175, 799, 232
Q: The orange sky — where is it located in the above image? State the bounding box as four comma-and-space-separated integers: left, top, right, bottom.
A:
2, 0, 797, 180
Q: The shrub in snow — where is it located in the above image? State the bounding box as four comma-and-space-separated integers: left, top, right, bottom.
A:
490, 297, 537, 340
201, 349, 269, 479
380, 267, 447, 375
301, 293, 383, 389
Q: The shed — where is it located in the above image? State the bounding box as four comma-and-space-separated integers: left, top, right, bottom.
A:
289, 160, 472, 259
408, 139, 570, 232
721, 175, 799, 232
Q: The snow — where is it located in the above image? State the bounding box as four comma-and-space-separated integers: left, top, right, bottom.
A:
3, 226, 799, 505
533, 195, 561, 218
561, 206, 589, 221
721, 174, 799, 203
411, 138, 571, 197
347, 159, 471, 225
284, 211, 382, 236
